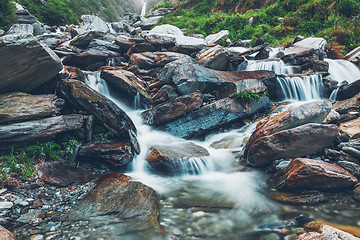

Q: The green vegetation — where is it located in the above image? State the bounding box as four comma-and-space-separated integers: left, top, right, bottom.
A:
157, 0, 360, 53
149, 0, 173, 10
0, 0, 17, 30
232, 91, 261, 103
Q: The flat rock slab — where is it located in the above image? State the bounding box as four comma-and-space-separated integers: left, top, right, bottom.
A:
65, 172, 161, 232
0, 34, 63, 94
269, 191, 326, 205
78, 142, 134, 167
268, 158, 358, 190
339, 117, 360, 140
158, 95, 271, 139
146, 142, 210, 175
0, 92, 65, 124
0, 114, 84, 152
37, 162, 95, 186
141, 91, 204, 125
247, 123, 339, 166
129, 51, 190, 69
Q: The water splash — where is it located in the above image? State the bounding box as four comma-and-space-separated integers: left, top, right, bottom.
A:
277, 74, 324, 101
325, 58, 360, 84
245, 59, 295, 74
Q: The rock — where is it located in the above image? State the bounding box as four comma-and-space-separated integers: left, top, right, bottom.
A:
0, 34, 63, 94
152, 85, 178, 104
245, 100, 332, 151
18, 14, 38, 24
57, 79, 138, 150
158, 95, 271, 139
0, 30, 4, 37
66, 172, 161, 232
149, 24, 183, 36
197, 45, 230, 71
337, 161, 360, 178
159, 58, 275, 96
111, 21, 124, 33
78, 142, 134, 167
69, 30, 110, 49
354, 185, 360, 201
228, 43, 269, 57
139, 16, 163, 30
345, 46, 360, 67
7, 24, 34, 35
148, 8, 174, 17
323, 109, 340, 124
269, 191, 326, 205
0, 114, 84, 152
336, 79, 360, 101
282, 48, 322, 65
37, 162, 95, 186
0, 225, 16, 240
88, 39, 121, 52
80, 15, 110, 33
175, 35, 206, 52
127, 42, 156, 55
144, 33, 176, 46
36, 33, 71, 49
114, 35, 137, 52
146, 142, 210, 175
296, 221, 360, 240
205, 30, 229, 45
0, 93, 65, 124
141, 91, 204, 125
333, 92, 360, 114
268, 158, 358, 190
0, 202, 13, 209
339, 118, 360, 139
129, 51, 190, 69
247, 124, 339, 166
300, 60, 329, 73
32, 22, 48, 35
101, 69, 152, 103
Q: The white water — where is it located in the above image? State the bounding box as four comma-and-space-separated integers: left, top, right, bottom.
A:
277, 74, 324, 101
325, 58, 360, 84
141, 0, 147, 17
245, 59, 295, 74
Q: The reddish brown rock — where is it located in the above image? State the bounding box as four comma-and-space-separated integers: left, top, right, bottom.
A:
354, 185, 360, 201
0, 93, 64, 124
141, 91, 204, 125
66, 172, 161, 232
269, 191, 326, 205
339, 118, 360, 140
37, 162, 95, 186
78, 142, 134, 167
333, 92, 360, 114
0, 225, 16, 240
268, 158, 358, 190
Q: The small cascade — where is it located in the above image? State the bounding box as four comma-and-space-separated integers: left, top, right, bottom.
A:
325, 58, 360, 83
268, 47, 285, 59
141, 0, 147, 17
134, 92, 142, 109
106, 58, 115, 66
245, 59, 295, 74
329, 87, 339, 101
276, 74, 324, 101
175, 156, 210, 175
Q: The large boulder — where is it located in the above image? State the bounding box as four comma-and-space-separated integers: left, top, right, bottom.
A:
158, 95, 271, 139
0, 225, 16, 240
36, 33, 71, 49
269, 158, 358, 190
0, 34, 63, 94
204, 30, 229, 45
197, 45, 230, 71
0, 114, 84, 152
65, 172, 161, 232
78, 142, 134, 168
7, 23, 34, 35
175, 35, 206, 52
0, 93, 65, 124
57, 78, 139, 152
336, 79, 360, 101
245, 100, 332, 151
246, 123, 339, 166
146, 142, 210, 175
69, 30, 110, 49
296, 222, 360, 240
144, 33, 176, 46
80, 15, 110, 33
141, 91, 204, 125
149, 24, 183, 36
339, 117, 360, 139
333, 92, 360, 114
128, 51, 190, 69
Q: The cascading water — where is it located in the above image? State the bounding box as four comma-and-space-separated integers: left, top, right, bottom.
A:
325, 58, 360, 84
245, 59, 295, 74
141, 0, 147, 17
276, 74, 324, 101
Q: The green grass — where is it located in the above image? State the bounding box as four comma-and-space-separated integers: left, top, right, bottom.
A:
0, 0, 17, 30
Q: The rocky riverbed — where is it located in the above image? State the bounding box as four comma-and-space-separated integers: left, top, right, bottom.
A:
1, 3, 360, 240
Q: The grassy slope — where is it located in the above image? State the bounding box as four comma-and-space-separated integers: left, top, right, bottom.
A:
157, 0, 360, 54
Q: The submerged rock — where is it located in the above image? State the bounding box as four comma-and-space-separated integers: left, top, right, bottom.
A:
269, 191, 326, 205
0, 34, 63, 94
146, 142, 210, 175
0, 93, 64, 124
66, 172, 161, 232
37, 162, 95, 186
268, 158, 358, 190
247, 123, 338, 166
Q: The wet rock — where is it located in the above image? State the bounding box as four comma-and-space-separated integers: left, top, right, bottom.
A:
80, 15, 110, 33
337, 161, 360, 178
127, 42, 156, 55
146, 142, 210, 175
197, 46, 230, 71
205, 30, 229, 45
269, 191, 326, 205
323, 109, 340, 124
37, 162, 95, 186
336, 79, 360, 101
0, 114, 84, 152
152, 85, 178, 104
144, 33, 176, 46
57, 79, 137, 144
0, 93, 64, 124
0, 34, 63, 94
245, 100, 332, 152
66, 172, 161, 232
141, 91, 204, 125
297, 221, 360, 240
78, 142, 134, 167
300, 60, 329, 73
345, 46, 360, 67
36, 33, 71, 49
101, 69, 152, 103
228, 43, 269, 57
0, 225, 16, 240
129, 51, 189, 69
158, 95, 271, 139
247, 124, 339, 166
354, 185, 360, 201
268, 158, 358, 190
339, 118, 360, 139
7, 23, 34, 35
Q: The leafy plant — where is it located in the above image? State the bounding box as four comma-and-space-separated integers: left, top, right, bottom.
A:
232, 91, 261, 103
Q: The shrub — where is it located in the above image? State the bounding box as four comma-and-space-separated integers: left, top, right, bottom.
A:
0, 0, 17, 30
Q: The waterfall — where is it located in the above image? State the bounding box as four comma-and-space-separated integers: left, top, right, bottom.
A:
325, 58, 360, 84
245, 59, 295, 74
141, 0, 147, 16
329, 87, 339, 101
276, 74, 324, 101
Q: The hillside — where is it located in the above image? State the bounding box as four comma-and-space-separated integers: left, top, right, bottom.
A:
157, 0, 360, 54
